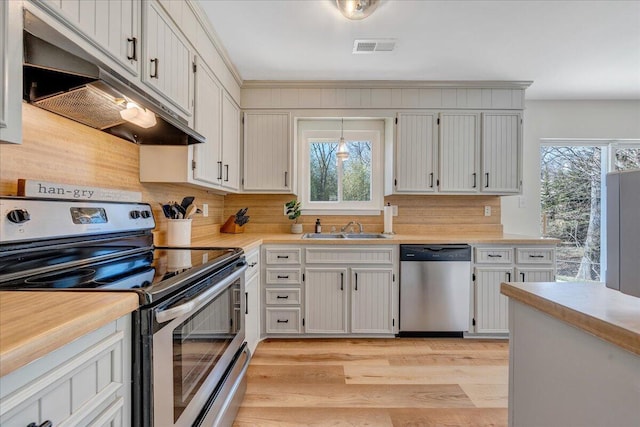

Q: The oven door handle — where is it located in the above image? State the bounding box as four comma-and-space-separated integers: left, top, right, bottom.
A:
155, 264, 247, 324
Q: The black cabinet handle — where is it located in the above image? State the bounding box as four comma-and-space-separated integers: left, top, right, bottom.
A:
472, 172, 477, 188
217, 161, 223, 180
245, 292, 248, 314
248, 262, 257, 267
127, 37, 137, 60
354, 273, 358, 291
485, 172, 489, 188
150, 58, 159, 78
276, 295, 289, 299
284, 171, 288, 187
276, 255, 289, 259
429, 173, 434, 188
506, 272, 511, 281
277, 319, 289, 323
487, 254, 502, 258
520, 272, 525, 281
340, 272, 344, 291
224, 164, 229, 181
529, 255, 545, 258
277, 275, 289, 279
27, 422, 52, 427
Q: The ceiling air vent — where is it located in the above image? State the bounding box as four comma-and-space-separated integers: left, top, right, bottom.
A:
353, 39, 396, 54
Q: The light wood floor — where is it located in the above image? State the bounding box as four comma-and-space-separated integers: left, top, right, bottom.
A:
233, 338, 509, 426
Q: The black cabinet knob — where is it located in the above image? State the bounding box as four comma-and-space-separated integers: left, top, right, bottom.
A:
7, 209, 30, 224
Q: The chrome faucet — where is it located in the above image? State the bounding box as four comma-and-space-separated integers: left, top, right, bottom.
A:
340, 221, 363, 233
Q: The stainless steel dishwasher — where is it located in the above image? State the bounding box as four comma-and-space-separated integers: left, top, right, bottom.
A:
399, 245, 471, 336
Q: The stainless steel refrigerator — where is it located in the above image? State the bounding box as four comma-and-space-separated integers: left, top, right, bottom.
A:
606, 169, 640, 298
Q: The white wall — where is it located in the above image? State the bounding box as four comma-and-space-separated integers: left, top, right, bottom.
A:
502, 100, 640, 236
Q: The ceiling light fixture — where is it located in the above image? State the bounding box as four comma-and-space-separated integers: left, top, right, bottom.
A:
336, 0, 379, 20
119, 102, 157, 128
337, 118, 349, 160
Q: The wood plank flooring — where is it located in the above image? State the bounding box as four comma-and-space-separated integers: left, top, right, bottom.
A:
233, 338, 509, 426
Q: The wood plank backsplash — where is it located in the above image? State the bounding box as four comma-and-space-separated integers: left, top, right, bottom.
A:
0, 104, 224, 244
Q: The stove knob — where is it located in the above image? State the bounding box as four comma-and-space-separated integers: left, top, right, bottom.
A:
140, 210, 152, 219
7, 209, 30, 224
129, 210, 141, 219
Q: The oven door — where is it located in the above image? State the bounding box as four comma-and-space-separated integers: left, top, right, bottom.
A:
152, 264, 246, 427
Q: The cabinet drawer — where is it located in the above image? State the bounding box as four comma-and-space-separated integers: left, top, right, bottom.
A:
265, 248, 301, 265
305, 247, 394, 264
475, 247, 513, 264
245, 249, 260, 281
266, 268, 301, 285
265, 308, 301, 334
516, 248, 555, 265
265, 288, 301, 305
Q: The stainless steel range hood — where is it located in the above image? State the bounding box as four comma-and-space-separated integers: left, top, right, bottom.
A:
23, 10, 204, 145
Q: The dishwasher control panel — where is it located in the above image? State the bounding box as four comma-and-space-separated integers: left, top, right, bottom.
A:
400, 245, 471, 261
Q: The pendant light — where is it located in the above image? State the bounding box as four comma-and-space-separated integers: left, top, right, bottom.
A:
337, 118, 349, 160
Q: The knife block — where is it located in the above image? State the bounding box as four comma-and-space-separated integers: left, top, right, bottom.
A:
220, 215, 244, 234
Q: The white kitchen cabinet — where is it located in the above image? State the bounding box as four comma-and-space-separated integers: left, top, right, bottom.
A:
244, 248, 260, 354
516, 267, 555, 283
0, 0, 22, 144
305, 268, 349, 334
262, 246, 303, 335
0, 316, 131, 427
351, 268, 394, 334
36, 0, 140, 77
481, 112, 521, 193
220, 91, 241, 191
142, 0, 193, 117
243, 112, 292, 192
394, 112, 438, 192
474, 266, 513, 334
439, 112, 480, 193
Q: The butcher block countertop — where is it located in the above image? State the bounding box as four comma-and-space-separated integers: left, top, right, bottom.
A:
0, 291, 139, 377
192, 232, 559, 251
501, 282, 640, 356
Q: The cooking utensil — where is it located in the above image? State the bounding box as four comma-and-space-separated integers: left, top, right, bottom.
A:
180, 196, 195, 210
160, 203, 172, 218
174, 203, 186, 218
185, 203, 197, 219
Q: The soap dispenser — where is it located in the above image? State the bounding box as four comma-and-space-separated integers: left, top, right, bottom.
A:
315, 218, 322, 233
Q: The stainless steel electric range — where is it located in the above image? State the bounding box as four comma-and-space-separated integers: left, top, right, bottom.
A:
0, 197, 249, 427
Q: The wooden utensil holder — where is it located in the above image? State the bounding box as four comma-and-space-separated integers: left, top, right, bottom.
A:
221, 215, 244, 234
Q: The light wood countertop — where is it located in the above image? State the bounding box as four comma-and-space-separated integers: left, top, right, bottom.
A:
0, 291, 139, 377
501, 282, 640, 356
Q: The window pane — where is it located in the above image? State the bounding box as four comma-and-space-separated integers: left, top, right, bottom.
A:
540, 146, 601, 282
615, 148, 640, 171
342, 141, 371, 201
310, 142, 338, 201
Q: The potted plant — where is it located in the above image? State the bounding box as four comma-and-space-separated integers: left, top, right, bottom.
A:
285, 199, 303, 234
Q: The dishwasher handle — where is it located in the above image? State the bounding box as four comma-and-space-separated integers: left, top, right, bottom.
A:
400, 245, 471, 262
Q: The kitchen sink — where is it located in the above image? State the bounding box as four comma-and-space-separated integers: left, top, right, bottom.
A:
302, 233, 391, 239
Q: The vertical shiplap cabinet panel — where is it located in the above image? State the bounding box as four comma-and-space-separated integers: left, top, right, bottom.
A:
481, 113, 521, 193
38, 0, 139, 76
439, 113, 480, 193
475, 267, 512, 333
305, 268, 348, 334
221, 92, 241, 191
193, 61, 222, 186
351, 268, 393, 334
395, 113, 438, 192
516, 268, 555, 283
243, 112, 291, 192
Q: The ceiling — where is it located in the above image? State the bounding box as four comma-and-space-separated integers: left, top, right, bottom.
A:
198, 0, 640, 100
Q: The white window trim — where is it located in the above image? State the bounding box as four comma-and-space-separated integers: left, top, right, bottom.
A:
298, 119, 384, 214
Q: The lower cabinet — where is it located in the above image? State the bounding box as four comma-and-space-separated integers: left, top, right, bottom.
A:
0, 316, 131, 427
305, 268, 348, 334
350, 268, 394, 334
474, 245, 555, 334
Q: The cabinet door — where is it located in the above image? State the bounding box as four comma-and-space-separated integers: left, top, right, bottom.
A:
475, 267, 513, 333
439, 113, 480, 193
143, 0, 193, 116
221, 92, 240, 191
37, 0, 139, 76
516, 268, 555, 283
0, 0, 22, 144
305, 268, 348, 334
395, 113, 438, 192
193, 61, 222, 186
481, 113, 521, 193
351, 268, 393, 334
243, 112, 291, 192
245, 272, 260, 354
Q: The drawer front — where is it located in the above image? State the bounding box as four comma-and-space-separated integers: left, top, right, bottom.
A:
245, 249, 260, 280
265, 248, 301, 265
475, 247, 513, 264
266, 268, 302, 285
516, 248, 555, 265
265, 288, 301, 305
265, 308, 301, 333
305, 247, 394, 264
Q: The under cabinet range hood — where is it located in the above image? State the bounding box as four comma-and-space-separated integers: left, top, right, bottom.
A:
22, 11, 204, 145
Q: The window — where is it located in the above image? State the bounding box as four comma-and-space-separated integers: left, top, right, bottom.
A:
298, 119, 384, 213
540, 139, 640, 283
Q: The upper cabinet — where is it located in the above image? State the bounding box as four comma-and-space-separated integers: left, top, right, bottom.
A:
0, 0, 22, 144
142, 0, 194, 118
392, 110, 521, 195
221, 92, 241, 191
36, 0, 140, 77
243, 112, 292, 193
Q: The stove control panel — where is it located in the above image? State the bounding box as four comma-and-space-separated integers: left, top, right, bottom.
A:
0, 198, 156, 243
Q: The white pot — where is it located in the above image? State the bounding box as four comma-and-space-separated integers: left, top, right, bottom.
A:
290, 223, 303, 234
